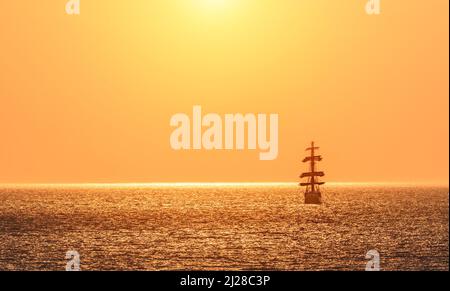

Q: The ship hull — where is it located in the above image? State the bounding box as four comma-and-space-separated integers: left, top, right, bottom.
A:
304, 192, 322, 204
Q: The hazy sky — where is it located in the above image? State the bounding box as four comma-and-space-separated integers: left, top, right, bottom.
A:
0, 1, 448, 183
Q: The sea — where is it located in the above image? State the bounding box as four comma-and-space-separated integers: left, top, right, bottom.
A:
0, 183, 448, 271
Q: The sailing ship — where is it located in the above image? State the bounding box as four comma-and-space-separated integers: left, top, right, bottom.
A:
300, 141, 325, 204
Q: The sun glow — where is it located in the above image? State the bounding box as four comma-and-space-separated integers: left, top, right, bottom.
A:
202, 0, 226, 8
193, 0, 237, 14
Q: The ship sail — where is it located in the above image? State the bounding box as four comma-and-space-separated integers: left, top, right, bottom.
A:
300, 172, 325, 178
302, 156, 322, 163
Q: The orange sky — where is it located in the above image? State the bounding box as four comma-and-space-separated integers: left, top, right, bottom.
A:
0, 0, 448, 184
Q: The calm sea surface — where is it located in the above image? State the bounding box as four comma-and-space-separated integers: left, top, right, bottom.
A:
0, 184, 448, 271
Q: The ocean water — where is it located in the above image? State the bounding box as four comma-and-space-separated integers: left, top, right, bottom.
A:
0, 184, 448, 271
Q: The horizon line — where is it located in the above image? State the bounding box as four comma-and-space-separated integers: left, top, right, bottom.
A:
0, 181, 448, 188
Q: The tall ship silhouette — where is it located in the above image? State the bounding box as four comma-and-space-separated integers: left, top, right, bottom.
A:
300, 141, 325, 204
